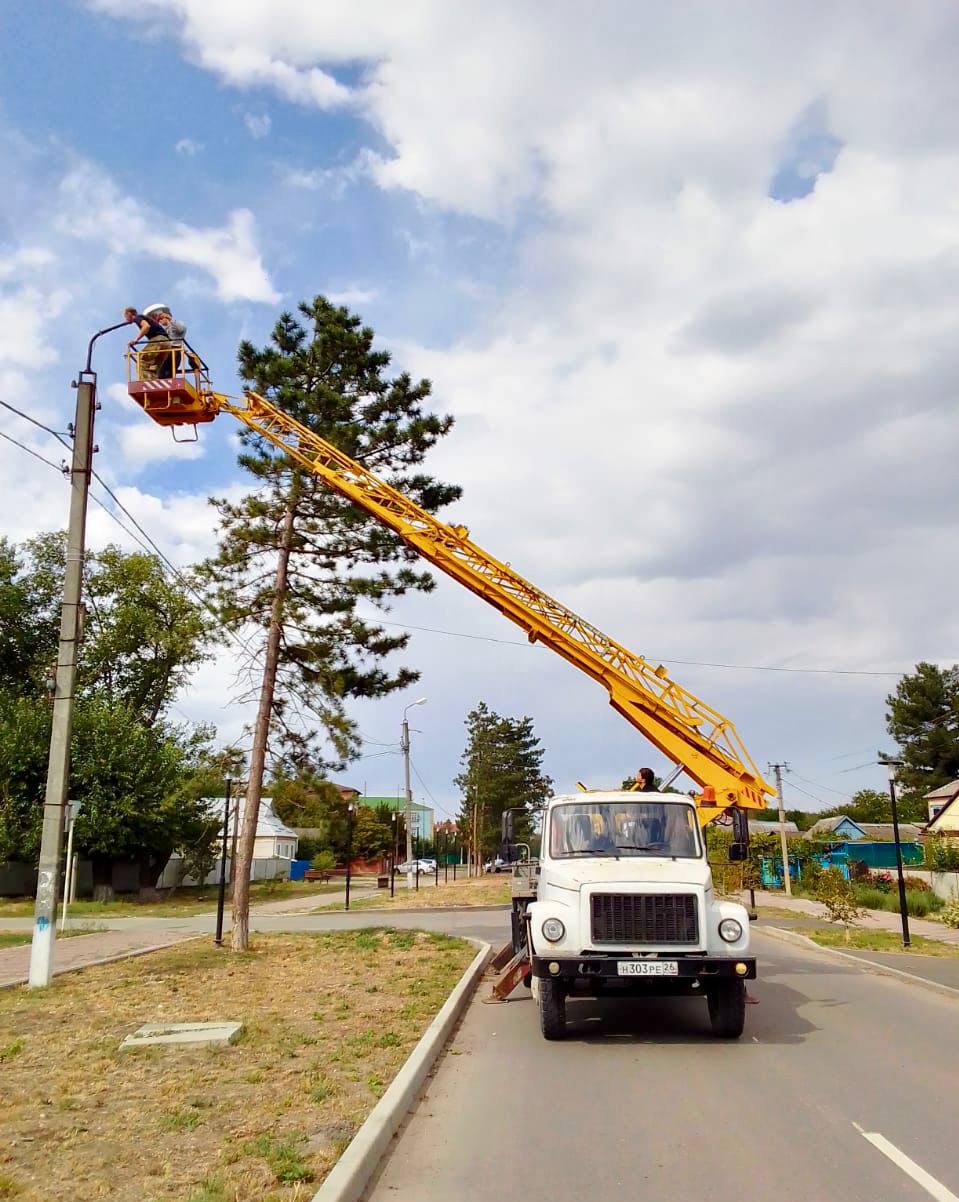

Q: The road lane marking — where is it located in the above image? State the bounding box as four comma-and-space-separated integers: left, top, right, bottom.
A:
854, 1126, 959, 1202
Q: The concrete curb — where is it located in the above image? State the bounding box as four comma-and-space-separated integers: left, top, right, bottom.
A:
0, 933, 203, 992
311, 938, 492, 1202
760, 925, 959, 1001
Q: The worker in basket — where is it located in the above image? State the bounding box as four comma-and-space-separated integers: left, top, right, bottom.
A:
124, 303, 186, 380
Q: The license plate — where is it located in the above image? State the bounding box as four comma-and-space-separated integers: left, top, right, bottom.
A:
617, 960, 679, 977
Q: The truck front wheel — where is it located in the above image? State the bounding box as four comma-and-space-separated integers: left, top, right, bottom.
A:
538, 978, 567, 1040
707, 980, 746, 1039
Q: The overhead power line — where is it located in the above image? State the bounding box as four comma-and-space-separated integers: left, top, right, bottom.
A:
0, 427, 64, 473
373, 618, 914, 679
409, 756, 456, 820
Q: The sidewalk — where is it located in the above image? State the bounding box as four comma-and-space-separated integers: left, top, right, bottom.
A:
0, 884, 376, 988
0, 928, 199, 989
750, 889, 959, 947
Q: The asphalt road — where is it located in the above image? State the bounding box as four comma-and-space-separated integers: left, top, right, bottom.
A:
365, 926, 959, 1202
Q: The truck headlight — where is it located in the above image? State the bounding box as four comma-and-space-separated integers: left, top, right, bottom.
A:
542, 918, 565, 943
719, 918, 743, 943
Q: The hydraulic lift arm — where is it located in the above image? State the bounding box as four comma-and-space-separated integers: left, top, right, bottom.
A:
211, 390, 774, 819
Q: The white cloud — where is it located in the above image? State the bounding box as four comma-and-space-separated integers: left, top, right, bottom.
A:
174, 137, 204, 155
58, 162, 280, 303
40, 3, 959, 791
279, 149, 376, 195
243, 112, 271, 139
327, 286, 379, 307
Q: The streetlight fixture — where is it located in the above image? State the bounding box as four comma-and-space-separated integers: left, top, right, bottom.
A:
879, 755, 911, 947
401, 697, 427, 890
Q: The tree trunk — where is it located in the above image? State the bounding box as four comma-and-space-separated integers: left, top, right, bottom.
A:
231, 482, 299, 951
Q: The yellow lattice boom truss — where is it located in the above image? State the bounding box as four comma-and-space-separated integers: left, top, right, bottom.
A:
203, 390, 774, 821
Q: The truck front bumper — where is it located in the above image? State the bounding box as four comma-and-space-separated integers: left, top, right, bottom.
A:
531, 954, 756, 983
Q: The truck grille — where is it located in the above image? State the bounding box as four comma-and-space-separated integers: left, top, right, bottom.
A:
591, 893, 698, 945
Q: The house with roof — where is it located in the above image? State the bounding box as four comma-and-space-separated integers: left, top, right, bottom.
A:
157, 798, 299, 888
804, 815, 923, 842
359, 794, 434, 839
802, 814, 924, 869
748, 818, 800, 836
926, 789, 959, 841
924, 780, 959, 825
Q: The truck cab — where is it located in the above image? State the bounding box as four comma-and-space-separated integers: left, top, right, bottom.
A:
524, 791, 754, 1040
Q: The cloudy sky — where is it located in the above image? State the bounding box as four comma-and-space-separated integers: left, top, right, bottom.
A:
2, 1, 957, 820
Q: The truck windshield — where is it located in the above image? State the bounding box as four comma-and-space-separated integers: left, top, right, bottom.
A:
549, 801, 701, 860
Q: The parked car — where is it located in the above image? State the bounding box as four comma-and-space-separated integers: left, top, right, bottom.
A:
484, 857, 512, 873
393, 859, 436, 875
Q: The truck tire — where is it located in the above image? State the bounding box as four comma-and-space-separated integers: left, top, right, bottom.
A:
538, 979, 566, 1040
707, 980, 746, 1039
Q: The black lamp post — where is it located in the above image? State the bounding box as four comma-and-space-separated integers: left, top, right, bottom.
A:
345, 803, 355, 912
214, 778, 232, 947
879, 755, 911, 948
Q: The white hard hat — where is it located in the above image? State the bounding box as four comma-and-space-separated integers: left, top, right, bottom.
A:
143, 303, 168, 316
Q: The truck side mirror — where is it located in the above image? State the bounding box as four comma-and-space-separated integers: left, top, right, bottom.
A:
501, 810, 516, 842
728, 842, 748, 862
731, 807, 749, 845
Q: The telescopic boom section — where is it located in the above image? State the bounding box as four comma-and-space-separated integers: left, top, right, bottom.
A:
210, 390, 774, 818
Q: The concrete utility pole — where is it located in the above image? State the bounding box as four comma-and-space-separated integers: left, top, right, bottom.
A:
29, 372, 98, 988
769, 762, 792, 898
402, 698, 426, 890
880, 756, 911, 948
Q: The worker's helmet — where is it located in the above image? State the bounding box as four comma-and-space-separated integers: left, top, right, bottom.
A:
143, 302, 169, 316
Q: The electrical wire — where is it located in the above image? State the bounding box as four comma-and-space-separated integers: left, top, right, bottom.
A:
371, 618, 913, 679
787, 769, 852, 800
0, 399, 72, 449
0, 428, 64, 473
409, 755, 456, 820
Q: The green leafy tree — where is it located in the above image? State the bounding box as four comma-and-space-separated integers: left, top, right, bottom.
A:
350, 807, 393, 861
270, 772, 344, 839
455, 702, 552, 868
815, 868, 865, 941
204, 297, 461, 950
0, 693, 215, 892
887, 662, 959, 799
0, 536, 60, 695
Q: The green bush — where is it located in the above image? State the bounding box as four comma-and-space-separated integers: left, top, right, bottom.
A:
927, 837, 959, 873
310, 850, 336, 874
941, 898, 959, 929
851, 882, 944, 917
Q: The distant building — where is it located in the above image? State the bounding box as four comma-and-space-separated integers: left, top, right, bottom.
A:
359, 795, 434, 839
748, 819, 800, 836
924, 780, 959, 824
804, 815, 923, 842
926, 789, 959, 840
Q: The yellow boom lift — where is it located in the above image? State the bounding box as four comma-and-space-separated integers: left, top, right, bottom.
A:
126, 345, 775, 825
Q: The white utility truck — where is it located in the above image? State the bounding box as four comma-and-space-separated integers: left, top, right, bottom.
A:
516, 792, 754, 1040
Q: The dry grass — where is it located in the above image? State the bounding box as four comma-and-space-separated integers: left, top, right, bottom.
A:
315, 873, 511, 913
0, 879, 352, 920
0, 929, 473, 1201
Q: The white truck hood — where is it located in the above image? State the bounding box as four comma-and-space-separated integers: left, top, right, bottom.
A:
546, 856, 711, 892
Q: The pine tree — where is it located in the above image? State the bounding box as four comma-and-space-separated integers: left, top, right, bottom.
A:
204, 297, 460, 949
886, 662, 959, 801
455, 702, 552, 870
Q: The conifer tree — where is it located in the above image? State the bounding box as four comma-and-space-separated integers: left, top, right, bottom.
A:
455, 702, 552, 870
205, 297, 460, 948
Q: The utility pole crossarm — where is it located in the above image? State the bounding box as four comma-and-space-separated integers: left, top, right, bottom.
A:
214, 390, 774, 813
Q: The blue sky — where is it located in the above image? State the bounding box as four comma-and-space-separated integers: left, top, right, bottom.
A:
3, 2, 959, 819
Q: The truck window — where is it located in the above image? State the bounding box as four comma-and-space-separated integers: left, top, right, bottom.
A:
549, 802, 701, 859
